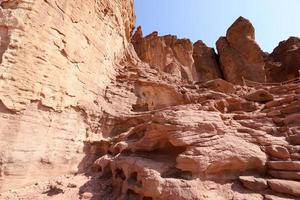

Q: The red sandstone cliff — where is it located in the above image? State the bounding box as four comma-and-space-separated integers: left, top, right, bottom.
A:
0, 1, 300, 200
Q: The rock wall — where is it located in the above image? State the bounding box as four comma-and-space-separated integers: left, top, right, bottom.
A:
0, 0, 135, 192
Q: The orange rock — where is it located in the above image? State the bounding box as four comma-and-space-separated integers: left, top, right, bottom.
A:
267, 161, 300, 171
268, 170, 300, 180
216, 17, 266, 84
239, 176, 268, 192
204, 79, 236, 94
266, 37, 300, 82
266, 145, 290, 160
268, 179, 300, 197
193, 40, 222, 82
245, 89, 274, 102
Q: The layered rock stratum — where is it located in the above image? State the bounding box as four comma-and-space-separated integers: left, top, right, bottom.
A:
0, 1, 300, 200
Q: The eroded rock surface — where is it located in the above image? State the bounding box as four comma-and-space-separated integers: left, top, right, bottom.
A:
0, 0, 135, 193
216, 17, 266, 84
266, 37, 300, 82
0, 1, 300, 200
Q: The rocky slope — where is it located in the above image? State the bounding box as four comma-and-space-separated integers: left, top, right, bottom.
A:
0, 0, 300, 200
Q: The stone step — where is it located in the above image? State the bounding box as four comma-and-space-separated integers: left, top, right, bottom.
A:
267, 161, 300, 171
268, 179, 300, 197
268, 170, 300, 180
239, 176, 268, 192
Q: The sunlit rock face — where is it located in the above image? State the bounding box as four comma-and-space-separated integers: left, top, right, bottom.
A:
132, 27, 224, 83
0, 0, 135, 192
216, 17, 266, 84
266, 37, 300, 82
1, 1, 300, 200
193, 40, 222, 82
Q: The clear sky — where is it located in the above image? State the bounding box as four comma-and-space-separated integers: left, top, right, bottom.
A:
134, 0, 300, 52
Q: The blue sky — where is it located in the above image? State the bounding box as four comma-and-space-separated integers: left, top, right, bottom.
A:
134, 0, 300, 52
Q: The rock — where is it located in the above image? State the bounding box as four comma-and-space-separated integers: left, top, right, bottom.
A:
266, 37, 300, 82
265, 145, 290, 160
204, 79, 236, 94
285, 114, 300, 125
264, 194, 296, 200
67, 183, 77, 188
216, 17, 266, 84
289, 133, 300, 145
239, 176, 268, 192
267, 161, 300, 171
132, 28, 198, 82
245, 89, 274, 102
193, 40, 222, 82
0, 0, 135, 192
268, 170, 300, 180
268, 179, 300, 197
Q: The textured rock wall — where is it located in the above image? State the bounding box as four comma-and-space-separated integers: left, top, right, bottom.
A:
0, 0, 135, 192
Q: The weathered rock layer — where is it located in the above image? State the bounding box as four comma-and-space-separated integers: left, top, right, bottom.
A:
0, 1, 300, 200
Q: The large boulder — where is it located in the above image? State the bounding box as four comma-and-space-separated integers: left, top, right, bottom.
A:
193, 40, 222, 82
216, 17, 266, 84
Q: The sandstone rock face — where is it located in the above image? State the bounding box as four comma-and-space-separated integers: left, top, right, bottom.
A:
193, 40, 222, 82
132, 27, 198, 82
216, 17, 266, 84
0, 3, 300, 200
266, 37, 300, 82
0, 0, 135, 192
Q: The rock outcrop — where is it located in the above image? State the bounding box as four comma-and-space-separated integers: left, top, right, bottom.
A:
216, 17, 266, 84
193, 40, 222, 82
132, 27, 198, 82
0, 0, 135, 192
266, 37, 300, 82
0, 1, 300, 200
132, 27, 224, 83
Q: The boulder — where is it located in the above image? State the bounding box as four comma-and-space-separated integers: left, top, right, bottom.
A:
204, 79, 236, 94
245, 89, 274, 102
216, 17, 266, 84
193, 40, 222, 82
